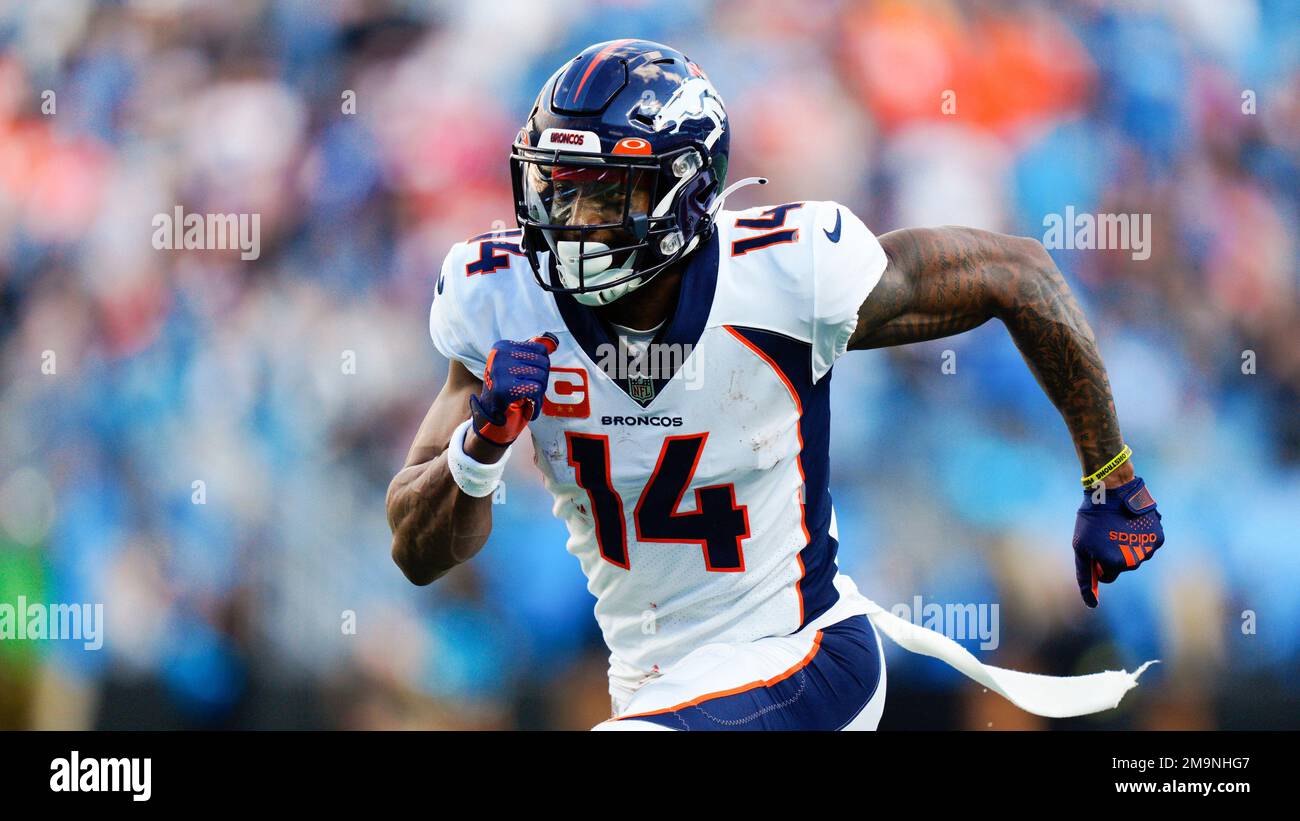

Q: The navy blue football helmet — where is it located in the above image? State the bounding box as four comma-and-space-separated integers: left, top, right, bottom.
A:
511, 39, 740, 306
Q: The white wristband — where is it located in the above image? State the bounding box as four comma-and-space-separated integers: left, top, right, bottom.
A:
446, 417, 511, 498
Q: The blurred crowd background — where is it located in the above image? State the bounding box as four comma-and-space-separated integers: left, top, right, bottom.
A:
1, 0, 1297, 730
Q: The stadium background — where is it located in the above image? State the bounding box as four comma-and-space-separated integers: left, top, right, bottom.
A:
0, 0, 1297, 730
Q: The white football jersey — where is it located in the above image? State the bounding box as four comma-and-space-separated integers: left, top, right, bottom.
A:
429, 200, 889, 703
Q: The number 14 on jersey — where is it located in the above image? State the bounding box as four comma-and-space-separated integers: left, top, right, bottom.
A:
566, 431, 751, 572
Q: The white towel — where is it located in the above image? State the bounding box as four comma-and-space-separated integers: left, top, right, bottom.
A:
859, 596, 1157, 718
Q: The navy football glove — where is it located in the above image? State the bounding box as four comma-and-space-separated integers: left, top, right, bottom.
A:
1072, 477, 1164, 608
469, 333, 558, 447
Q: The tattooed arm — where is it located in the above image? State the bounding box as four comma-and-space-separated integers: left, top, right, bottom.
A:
849, 226, 1134, 488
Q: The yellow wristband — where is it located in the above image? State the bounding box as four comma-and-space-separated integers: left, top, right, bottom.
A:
1082, 445, 1132, 487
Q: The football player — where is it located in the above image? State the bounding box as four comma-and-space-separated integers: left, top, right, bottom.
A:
386, 39, 1164, 730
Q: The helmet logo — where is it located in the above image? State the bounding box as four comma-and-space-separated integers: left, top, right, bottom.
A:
652, 77, 726, 148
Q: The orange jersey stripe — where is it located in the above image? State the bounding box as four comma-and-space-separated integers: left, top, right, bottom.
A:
723, 324, 812, 626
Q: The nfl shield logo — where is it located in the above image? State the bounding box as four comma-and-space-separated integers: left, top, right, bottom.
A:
629, 376, 655, 404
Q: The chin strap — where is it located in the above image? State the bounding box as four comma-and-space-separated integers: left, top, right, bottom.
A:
707, 176, 768, 222
672, 176, 768, 260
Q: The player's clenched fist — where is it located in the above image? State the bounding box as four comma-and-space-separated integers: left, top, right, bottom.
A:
1072, 477, 1164, 608
469, 333, 558, 447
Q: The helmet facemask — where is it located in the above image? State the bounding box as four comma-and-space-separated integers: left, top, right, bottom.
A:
512, 144, 711, 306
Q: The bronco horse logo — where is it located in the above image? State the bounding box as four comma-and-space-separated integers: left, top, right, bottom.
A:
652, 77, 726, 149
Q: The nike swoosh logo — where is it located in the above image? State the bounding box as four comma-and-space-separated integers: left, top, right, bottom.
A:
824, 209, 842, 243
